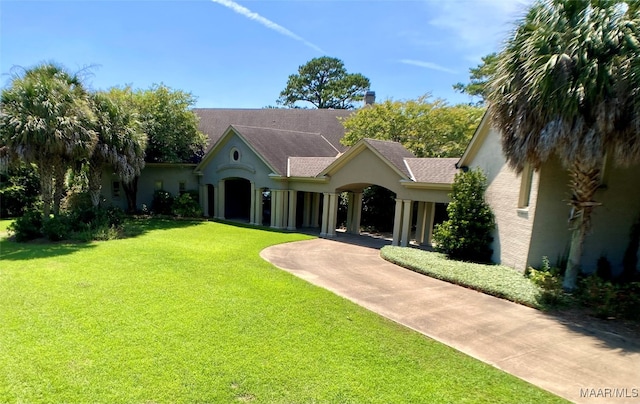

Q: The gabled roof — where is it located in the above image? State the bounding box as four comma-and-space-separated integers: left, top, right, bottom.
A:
288, 157, 337, 177
404, 158, 458, 184
193, 108, 353, 153
320, 138, 415, 179
233, 125, 339, 175
458, 110, 491, 168
362, 139, 416, 178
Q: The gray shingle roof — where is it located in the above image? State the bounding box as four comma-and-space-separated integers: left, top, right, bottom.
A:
193, 108, 352, 153
363, 139, 416, 178
288, 157, 337, 177
404, 158, 458, 184
231, 125, 339, 176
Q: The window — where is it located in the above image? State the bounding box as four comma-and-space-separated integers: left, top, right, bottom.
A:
112, 181, 121, 198
230, 147, 241, 162
518, 164, 534, 209
154, 180, 163, 191
179, 181, 186, 195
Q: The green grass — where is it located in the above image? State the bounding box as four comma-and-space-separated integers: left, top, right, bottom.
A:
381, 246, 542, 308
0, 219, 565, 403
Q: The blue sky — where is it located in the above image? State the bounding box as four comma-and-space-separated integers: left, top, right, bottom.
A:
1, 0, 531, 108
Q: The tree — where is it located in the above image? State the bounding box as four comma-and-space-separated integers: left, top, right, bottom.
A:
433, 169, 495, 263
0, 163, 40, 218
0, 63, 97, 217
134, 84, 207, 163
486, 0, 640, 290
453, 53, 498, 105
88, 91, 146, 207
341, 95, 484, 157
277, 57, 371, 109
108, 84, 206, 211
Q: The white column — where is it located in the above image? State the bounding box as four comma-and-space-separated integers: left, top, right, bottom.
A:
327, 192, 339, 237
320, 192, 329, 237
392, 198, 403, 246
269, 191, 275, 228
401, 199, 412, 247
302, 192, 311, 228
212, 185, 218, 218
346, 192, 355, 233
250, 182, 256, 224
351, 192, 362, 235
282, 190, 289, 229
287, 190, 297, 230
311, 193, 321, 228
271, 190, 280, 228
415, 202, 426, 245
217, 180, 225, 219
253, 188, 262, 226
425, 202, 436, 245
200, 184, 209, 217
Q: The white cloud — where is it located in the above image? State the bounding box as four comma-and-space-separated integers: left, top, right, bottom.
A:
400, 59, 457, 74
210, 0, 324, 53
426, 0, 532, 60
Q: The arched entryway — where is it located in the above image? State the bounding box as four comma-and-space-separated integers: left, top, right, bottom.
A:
335, 183, 396, 238
224, 178, 251, 221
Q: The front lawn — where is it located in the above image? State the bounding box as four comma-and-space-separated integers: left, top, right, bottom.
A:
0, 219, 564, 403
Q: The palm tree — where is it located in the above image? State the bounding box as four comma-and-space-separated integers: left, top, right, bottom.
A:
0, 63, 97, 217
88, 91, 146, 207
487, 0, 640, 290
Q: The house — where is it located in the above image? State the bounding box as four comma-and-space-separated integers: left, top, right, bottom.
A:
102, 107, 457, 247
102, 107, 639, 275
459, 113, 640, 274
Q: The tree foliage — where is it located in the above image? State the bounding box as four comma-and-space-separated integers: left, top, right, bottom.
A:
433, 169, 495, 263
88, 90, 146, 207
0, 163, 40, 218
277, 57, 371, 109
486, 0, 640, 290
453, 52, 498, 104
340, 95, 484, 157
133, 84, 207, 164
0, 62, 97, 216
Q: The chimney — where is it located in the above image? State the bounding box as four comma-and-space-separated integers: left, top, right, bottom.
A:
364, 90, 375, 106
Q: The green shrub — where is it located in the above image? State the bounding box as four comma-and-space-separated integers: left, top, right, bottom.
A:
8, 204, 127, 243
8, 210, 43, 241
172, 191, 202, 218
526, 257, 567, 307
41, 215, 72, 242
575, 275, 640, 320
152, 190, 174, 215
433, 169, 495, 263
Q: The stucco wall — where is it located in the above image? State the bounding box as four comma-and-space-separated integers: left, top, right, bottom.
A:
528, 159, 640, 274
526, 157, 571, 270
468, 126, 539, 270
100, 165, 199, 211
199, 134, 285, 191
327, 148, 407, 196
583, 163, 640, 273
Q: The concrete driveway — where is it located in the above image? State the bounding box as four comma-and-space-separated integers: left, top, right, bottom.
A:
260, 236, 640, 404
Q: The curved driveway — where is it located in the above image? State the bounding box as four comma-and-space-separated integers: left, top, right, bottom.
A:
261, 237, 640, 404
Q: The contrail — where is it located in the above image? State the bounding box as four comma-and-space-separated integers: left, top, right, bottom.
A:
400, 59, 457, 74
211, 0, 324, 53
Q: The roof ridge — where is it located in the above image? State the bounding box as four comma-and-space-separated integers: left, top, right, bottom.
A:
231, 124, 321, 136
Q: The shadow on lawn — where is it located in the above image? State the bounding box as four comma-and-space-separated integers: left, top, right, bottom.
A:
0, 217, 205, 261
0, 238, 98, 261
123, 216, 206, 237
